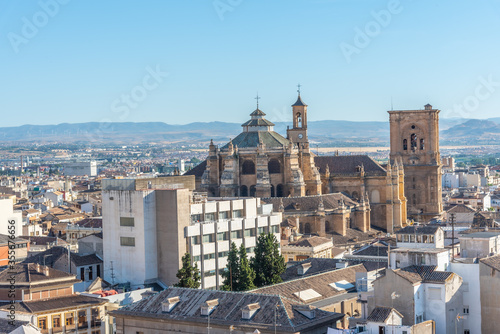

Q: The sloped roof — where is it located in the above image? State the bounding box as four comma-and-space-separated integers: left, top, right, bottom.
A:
292, 95, 307, 107
314, 155, 387, 176
367, 306, 403, 323
22, 246, 102, 267
262, 193, 358, 212
0, 294, 106, 314
184, 160, 207, 177
480, 255, 500, 271
0, 263, 76, 286
289, 236, 332, 248
395, 225, 441, 235
241, 118, 275, 127
112, 287, 343, 332
221, 131, 289, 149
253, 264, 366, 304
447, 204, 476, 213
353, 245, 390, 257
393, 265, 453, 284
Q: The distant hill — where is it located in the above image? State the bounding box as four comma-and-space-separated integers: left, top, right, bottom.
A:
441, 119, 500, 142
0, 117, 499, 145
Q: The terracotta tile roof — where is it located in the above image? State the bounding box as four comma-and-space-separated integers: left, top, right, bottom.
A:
447, 204, 476, 213
367, 306, 402, 323
314, 155, 387, 176
0, 263, 76, 285
112, 287, 343, 332
253, 264, 366, 304
480, 255, 500, 271
289, 236, 332, 248
393, 265, 453, 284
0, 295, 106, 314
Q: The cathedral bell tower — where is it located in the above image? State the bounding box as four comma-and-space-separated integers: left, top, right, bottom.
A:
287, 84, 308, 145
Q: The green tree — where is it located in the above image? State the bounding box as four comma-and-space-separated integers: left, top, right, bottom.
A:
238, 244, 256, 291
221, 242, 240, 291
251, 233, 286, 287
174, 253, 201, 288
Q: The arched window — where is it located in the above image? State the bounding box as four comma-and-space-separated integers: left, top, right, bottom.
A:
242, 160, 255, 175
296, 112, 302, 128
410, 134, 417, 151
250, 185, 256, 197
276, 184, 284, 197
240, 185, 248, 197
325, 221, 331, 233
304, 223, 311, 234
270, 185, 275, 197
420, 138, 425, 150
403, 139, 408, 151
268, 159, 281, 174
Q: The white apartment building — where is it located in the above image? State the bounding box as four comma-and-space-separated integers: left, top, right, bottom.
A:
63, 161, 97, 177
102, 176, 281, 290
0, 197, 22, 237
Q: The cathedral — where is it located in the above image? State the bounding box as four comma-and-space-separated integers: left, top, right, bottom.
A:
186, 91, 407, 233
199, 92, 322, 198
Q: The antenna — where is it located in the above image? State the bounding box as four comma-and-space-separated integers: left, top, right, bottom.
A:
110, 261, 116, 285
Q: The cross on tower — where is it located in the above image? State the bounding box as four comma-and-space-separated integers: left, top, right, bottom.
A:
255, 93, 261, 109
297, 83, 301, 95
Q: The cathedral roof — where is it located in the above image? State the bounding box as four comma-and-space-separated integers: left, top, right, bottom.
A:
241, 118, 275, 127
250, 108, 266, 116
292, 95, 307, 107
262, 193, 359, 212
221, 131, 289, 149
314, 155, 387, 176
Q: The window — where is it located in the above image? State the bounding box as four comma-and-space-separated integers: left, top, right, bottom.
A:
428, 287, 441, 300
193, 255, 201, 262
463, 306, 469, 314
464, 330, 470, 334
219, 211, 229, 219
191, 236, 200, 245
38, 317, 47, 329
218, 251, 229, 257
65, 313, 74, 326
204, 270, 216, 277
203, 253, 215, 260
88, 266, 93, 280
120, 217, 134, 227
268, 159, 281, 174
258, 227, 267, 235
120, 237, 135, 247
52, 315, 61, 328
242, 160, 256, 175
80, 267, 85, 281
403, 138, 408, 150
231, 230, 242, 239
205, 213, 216, 221
411, 133, 418, 150
244, 229, 255, 237
233, 210, 242, 218
420, 138, 425, 150
191, 214, 202, 223
271, 225, 279, 233
416, 314, 423, 323
246, 247, 255, 253
217, 232, 228, 241
202, 234, 215, 243
96, 264, 101, 278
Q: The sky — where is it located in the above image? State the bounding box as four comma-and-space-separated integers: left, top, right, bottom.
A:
1, 0, 500, 127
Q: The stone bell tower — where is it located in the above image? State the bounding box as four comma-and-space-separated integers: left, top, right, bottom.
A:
388, 104, 443, 222
287, 85, 308, 145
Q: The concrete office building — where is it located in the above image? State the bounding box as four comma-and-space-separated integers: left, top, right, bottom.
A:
102, 176, 281, 290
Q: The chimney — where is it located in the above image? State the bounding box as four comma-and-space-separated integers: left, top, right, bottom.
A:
161, 296, 180, 313
36, 263, 41, 273
43, 266, 50, 276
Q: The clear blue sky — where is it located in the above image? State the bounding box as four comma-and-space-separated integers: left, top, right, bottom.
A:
1, 0, 500, 127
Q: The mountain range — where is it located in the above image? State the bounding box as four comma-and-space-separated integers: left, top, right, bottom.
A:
0, 118, 499, 145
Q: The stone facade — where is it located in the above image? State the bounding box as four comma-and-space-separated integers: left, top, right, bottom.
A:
389, 104, 443, 222
315, 155, 406, 233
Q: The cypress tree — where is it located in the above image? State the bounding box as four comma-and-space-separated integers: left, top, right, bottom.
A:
251, 232, 286, 287
238, 244, 256, 291
174, 253, 201, 289
221, 242, 240, 291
